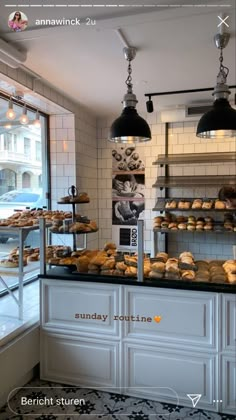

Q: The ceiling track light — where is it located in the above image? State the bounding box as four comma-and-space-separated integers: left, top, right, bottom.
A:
20, 103, 29, 125
196, 28, 236, 138
6, 96, 16, 120
109, 46, 151, 143
145, 84, 236, 112
146, 95, 153, 113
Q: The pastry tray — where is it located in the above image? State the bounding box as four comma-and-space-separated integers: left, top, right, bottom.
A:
48, 262, 77, 272
50, 228, 98, 234
153, 228, 236, 234
57, 200, 90, 204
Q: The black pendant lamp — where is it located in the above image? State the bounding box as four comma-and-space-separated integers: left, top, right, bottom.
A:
109, 47, 151, 143
196, 32, 236, 138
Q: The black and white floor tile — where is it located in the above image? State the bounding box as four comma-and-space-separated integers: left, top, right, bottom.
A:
0, 377, 235, 420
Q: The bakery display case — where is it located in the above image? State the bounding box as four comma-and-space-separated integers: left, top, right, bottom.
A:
0, 225, 41, 319
38, 214, 236, 288
39, 186, 99, 273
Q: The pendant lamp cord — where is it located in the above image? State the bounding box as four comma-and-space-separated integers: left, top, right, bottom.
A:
217, 47, 229, 84
125, 60, 133, 94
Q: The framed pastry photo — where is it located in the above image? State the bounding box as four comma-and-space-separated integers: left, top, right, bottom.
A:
112, 146, 145, 173
112, 198, 145, 226
112, 173, 145, 200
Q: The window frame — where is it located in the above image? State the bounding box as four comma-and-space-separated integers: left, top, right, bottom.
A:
0, 92, 50, 298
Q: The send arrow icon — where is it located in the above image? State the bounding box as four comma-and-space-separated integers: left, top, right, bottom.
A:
187, 394, 202, 408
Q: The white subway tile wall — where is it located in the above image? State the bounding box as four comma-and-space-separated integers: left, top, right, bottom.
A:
97, 116, 236, 259
50, 113, 98, 250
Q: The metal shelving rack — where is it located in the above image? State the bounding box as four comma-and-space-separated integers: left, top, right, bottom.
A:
152, 125, 236, 255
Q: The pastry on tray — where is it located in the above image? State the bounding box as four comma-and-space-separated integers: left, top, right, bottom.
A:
155, 252, 168, 263
70, 192, 90, 203
181, 270, 195, 280
202, 200, 213, 209
165, 200, 177, 209
191, 199, 203, 209
214, 200, 226, 209
0, 258, 19, 268
149, 271, 164, 279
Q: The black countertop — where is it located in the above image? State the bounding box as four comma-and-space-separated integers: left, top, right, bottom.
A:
39, 267, 236, 294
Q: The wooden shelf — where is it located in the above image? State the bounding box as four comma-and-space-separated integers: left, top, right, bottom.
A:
153, 152, 235, 165
153, 175, 235, 188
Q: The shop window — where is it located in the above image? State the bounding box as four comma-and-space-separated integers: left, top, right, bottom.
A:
0, 168, 16, 195
22, 171, 31, 188
35, 141, 41, 161
4, 133, 12, 151
0, 95, 49, 299
24, 137, 31, 157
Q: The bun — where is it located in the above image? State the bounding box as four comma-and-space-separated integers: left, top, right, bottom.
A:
178, 223, 187, 230
192, 199, 202, 209
104, 242, 117, 251
155, 252, 168, 263
116, 262, 127, 271
182, 270, 195, 280
151, 262, 165, 273
177, 200, 190, 209
187, 224, 195, 231
125, 266, 137, 277
124, 255, 137, 267
144, 264, 151, 277
90, 252, 108, 266
202, 201, 213, 209
165, 200, 177, 209
154, 216, 164, 224
76, 256, 90, 272
179, 252, 193, 260
215, 200, 226, 209
204, 224, 213, 231
88, 264, 100, 272
27, 253, 39, 262
168, 222, 178, 229
70, 192, 90, 203
101, 258, 116, 270
149, 271, 164, 279
0, 259, 18, 268
228, 273, 236, 283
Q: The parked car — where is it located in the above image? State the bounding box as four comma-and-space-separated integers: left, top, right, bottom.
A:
0, 189, 43, 243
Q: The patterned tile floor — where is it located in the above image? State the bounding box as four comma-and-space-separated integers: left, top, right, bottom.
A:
0, 377, 235, 420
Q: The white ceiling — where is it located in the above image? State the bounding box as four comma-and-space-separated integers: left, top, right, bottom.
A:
0, 0, 235, 117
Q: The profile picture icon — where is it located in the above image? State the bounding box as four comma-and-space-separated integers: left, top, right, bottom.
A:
8, 11, 28, 32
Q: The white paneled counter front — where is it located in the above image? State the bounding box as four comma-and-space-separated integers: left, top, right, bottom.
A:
40, 277, 236, 415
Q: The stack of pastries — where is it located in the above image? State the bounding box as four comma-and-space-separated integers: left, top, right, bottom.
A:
58, 192, 90, 203
0, 247, 40, 268
164, 198, 228, 210
153, 215, 236, 232
44, 244, 236, 284
0, 209, 80, 228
